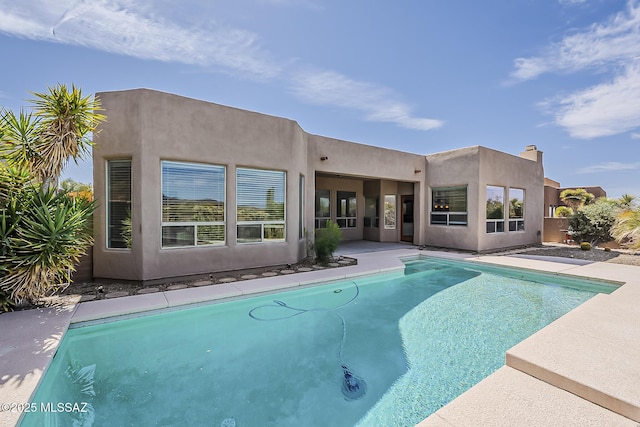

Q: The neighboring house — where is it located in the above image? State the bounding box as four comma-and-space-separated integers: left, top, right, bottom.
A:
92, 89, 544, 282
543, 178, 607, 243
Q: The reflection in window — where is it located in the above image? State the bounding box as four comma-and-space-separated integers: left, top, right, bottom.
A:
509, 188, 525, 232
315, 190, 330, 229
161, 161, 225, 247
384, 195, 396, 229
486, 185, 505, 233
107, 160, 132, 249
337, 191, 357, 228
364, 197, 379, 228
431, 186, 467, 226
237, 168, 286, 243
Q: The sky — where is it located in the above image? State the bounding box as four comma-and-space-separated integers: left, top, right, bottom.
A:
1, 0, 639, 198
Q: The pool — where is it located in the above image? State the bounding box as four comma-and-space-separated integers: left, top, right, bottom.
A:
20, 256, 617, 427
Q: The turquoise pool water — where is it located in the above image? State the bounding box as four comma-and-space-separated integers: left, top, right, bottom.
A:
21, 257, 617, 427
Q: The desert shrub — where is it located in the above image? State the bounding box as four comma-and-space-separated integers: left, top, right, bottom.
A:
314, 221, 342, 265
569, 198, 618, 246
580, 242, 592, 251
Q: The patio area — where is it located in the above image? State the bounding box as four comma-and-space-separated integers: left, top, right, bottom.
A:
1, 248, 638, 426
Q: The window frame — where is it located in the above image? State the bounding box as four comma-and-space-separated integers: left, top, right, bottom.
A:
508, 187, 525, 232
384, 195, 397, 229
160, 160, 226, 248
336, 190, 357, 229
315, 189, 331, 229
236, 167, 286, 244
430, 185, 468, 226
106, 159, 132, 250
486, 185, 505, 234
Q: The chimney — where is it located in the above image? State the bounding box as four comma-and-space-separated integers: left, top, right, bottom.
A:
519, 145, 543, 163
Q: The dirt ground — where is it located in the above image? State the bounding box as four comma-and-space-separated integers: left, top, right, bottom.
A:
50, 243, 638, 304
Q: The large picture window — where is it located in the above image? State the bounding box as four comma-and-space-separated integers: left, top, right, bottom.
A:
161, 161, 225, 247
486, 185, 505, 233
509, 188, 525, 231
107, 160, 132, 249
431, 186, 467, 226
237, 168, 286, 243
336, 191, 357, 228
315, 190, 330, 229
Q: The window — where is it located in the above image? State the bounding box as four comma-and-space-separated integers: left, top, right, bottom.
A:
315, 190, 330, 229
364, 197, 379, 227
336, 191, 357, 228
237, 168, 286, 243
299, 175, 305, 239
107, 160, 132, 249
509, 188, 525, 231
384, 195, 396, 229
431, 186, 467, 226
486, 185, 505, 233
161, 161, 225, 248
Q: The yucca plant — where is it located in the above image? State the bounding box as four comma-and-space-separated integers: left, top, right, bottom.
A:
0, 84, 104, 306
30, 84, 105, 188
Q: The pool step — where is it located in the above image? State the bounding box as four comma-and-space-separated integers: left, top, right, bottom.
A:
505, 293, 640, 423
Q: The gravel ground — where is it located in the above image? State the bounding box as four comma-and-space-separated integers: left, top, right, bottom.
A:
22, 243, 639, 309
510, 244, 640, 266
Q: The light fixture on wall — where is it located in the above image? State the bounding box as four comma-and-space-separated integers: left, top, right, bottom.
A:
414, 169, 422, 174
321, 156, 328, 161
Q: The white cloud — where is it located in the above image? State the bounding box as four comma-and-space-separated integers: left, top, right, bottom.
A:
558, 0, 587, 5
0, 0, 441, 131
577, 161, 640, 173
511, 1, 640, 138
511, 1, 640, 81
547, 64, 640, 138
0, 0, 281, 79
290, 70, 443, 131
631, 132, 640, 139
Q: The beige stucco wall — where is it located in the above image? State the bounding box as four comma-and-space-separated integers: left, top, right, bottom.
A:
93, 88, 545, 281
94, 89, 308, 281
425, 146, 544, 252
425, 147, 482, 251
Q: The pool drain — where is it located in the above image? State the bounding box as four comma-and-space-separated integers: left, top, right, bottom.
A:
221, 418, 236, 427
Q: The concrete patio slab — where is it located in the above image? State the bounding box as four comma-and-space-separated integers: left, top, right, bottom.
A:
0, 298, 79, 427
162, 282, 243, 307
418, 366, 637, 427
71, 292, 169, 323
506, 293, 640, 422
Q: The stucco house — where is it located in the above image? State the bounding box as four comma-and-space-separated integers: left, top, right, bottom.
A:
92, 89, 544, 282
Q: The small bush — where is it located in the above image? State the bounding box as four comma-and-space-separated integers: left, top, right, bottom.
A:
604, 247, 611, 252
580, 242, 592, 251
314, 221, 342, 265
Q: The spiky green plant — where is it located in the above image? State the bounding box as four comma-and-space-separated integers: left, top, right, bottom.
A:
0, 84, 104, 305
0, 186, 94, 303
30, 84, 105, 187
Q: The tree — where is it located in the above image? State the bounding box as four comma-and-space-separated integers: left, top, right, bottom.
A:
60, 178, 93, 201
0, 85, 104, 305
568, 198, 618, 245
560, 188, 595, 214
554, 206, 573, 218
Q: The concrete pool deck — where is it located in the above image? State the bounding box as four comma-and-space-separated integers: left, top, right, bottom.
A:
1, 248, 638, 426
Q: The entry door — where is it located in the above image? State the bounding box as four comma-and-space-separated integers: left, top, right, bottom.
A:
401, 195, 414, 242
